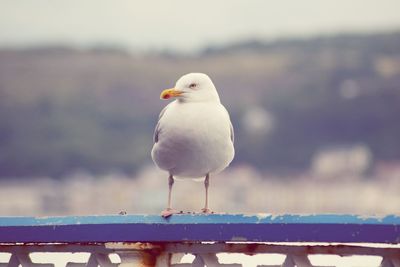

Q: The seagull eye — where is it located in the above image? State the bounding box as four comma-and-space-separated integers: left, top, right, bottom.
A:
189, 83, 197, 89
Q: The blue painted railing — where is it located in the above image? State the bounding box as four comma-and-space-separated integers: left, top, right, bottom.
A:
0, 214, 399, 244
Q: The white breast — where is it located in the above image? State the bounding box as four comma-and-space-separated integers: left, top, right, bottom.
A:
151, 101, 234, 179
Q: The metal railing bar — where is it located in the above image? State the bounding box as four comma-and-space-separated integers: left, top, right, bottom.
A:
0, 243, 399, 257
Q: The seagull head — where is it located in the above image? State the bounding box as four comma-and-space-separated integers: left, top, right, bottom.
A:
160, 73, 220, 103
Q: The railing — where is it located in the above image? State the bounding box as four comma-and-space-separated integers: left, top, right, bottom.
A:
0, 214, 399, 266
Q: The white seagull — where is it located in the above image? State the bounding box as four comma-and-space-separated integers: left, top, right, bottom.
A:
151, 73, 235, 217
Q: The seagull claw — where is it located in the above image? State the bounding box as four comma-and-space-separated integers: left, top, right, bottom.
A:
201, 208, 214, 214
161, 208, 180, 218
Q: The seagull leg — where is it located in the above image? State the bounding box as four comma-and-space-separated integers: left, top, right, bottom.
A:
161, 174, 178, 217
167, 174, 174, 210
201, 174, 212, 214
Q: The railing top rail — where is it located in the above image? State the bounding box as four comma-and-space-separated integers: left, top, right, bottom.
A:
0, 214, 399, 244
1, 213, 400, 226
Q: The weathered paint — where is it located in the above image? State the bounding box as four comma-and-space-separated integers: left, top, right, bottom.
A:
1, 242, 399, 266
0, 214, 399, 243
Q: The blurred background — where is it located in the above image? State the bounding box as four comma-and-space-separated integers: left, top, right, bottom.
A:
0, 0, 399, 216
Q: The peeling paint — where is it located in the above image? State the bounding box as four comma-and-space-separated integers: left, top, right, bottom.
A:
231, 237, 248, 242
1, 214, 400, 244
356, 215, 386, 222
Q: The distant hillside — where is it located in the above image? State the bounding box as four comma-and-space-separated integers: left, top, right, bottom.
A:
202, 31, 400, 55
0, 31, 400, 178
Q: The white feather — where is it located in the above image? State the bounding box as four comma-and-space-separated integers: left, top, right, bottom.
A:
151, 73, 234, 179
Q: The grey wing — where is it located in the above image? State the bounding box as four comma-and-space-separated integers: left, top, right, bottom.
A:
230, 121, 234, 143
153, 105, 169, 143
222, 105, 234, 144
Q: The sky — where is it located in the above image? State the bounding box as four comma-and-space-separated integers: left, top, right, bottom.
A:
1, 0, 400, 52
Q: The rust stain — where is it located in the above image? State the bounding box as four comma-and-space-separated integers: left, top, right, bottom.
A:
139, 250, 157, 267
244, 243, 259, 256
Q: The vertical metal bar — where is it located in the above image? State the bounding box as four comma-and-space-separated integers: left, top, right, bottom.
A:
66, 264, 87, 267
117, 251, 156, 267
201, 253, 242, 267
381, 258, 395, 267
282, 255, 296, 267
155, 253, 170, 267
86, 254, 99, 267
392, 258, 400, 267
192, 255, 205, 267
6, 254, 20, 267
95, 254, 117, 267
199, 254, 220, 267
292, 255, 313, 267
381, 257, 400, 267
15, 252, 54, 267
105, 242, 159, 267
170, 253, 184, 264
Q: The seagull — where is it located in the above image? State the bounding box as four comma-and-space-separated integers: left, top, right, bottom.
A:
151, 73, 235, 217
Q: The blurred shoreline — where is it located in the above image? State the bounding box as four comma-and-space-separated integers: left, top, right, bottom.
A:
0, 164, 398, 216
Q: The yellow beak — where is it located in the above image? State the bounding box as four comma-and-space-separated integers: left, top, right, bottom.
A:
160, 88, 183, 100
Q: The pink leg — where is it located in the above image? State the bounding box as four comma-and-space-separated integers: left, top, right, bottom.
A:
161, 174, 179, 217
201, 174, 212, 214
